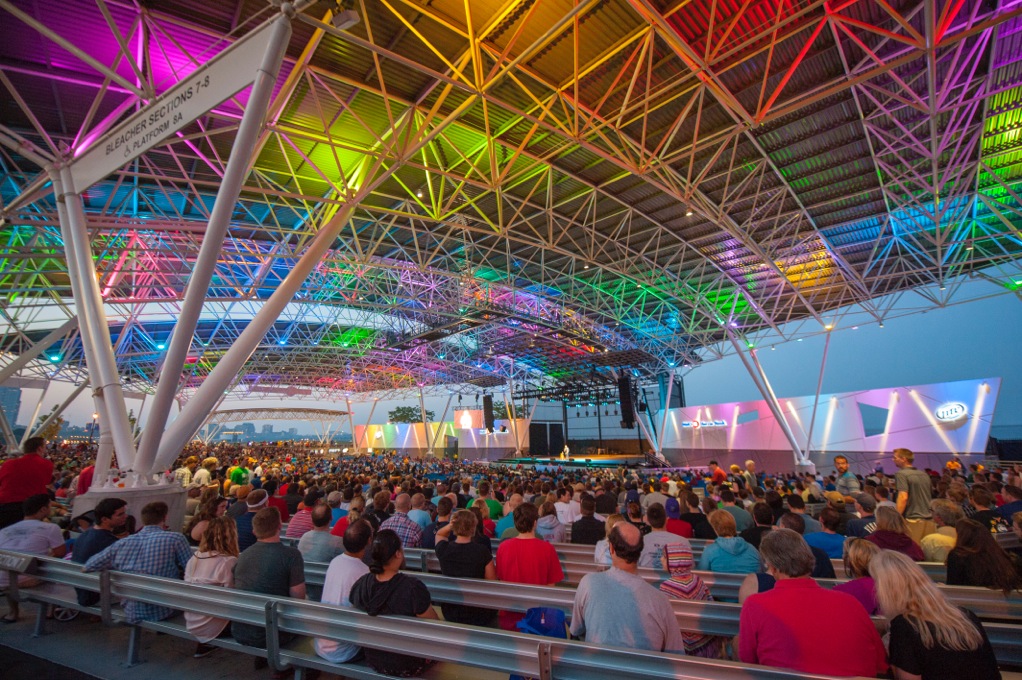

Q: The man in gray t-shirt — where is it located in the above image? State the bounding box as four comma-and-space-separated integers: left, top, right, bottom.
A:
570, 522, 684, 654
232, 508, 306, 648
893, 448, 936, 544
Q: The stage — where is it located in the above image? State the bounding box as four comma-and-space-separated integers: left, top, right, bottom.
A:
495, 453, 650, 469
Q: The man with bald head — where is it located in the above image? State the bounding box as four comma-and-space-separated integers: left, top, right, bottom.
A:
379, 493, 423, 548
569, 522, 684, 653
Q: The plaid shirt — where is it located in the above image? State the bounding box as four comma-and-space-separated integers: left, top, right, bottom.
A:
84, 525, 192, 623
379, 512, 423, 548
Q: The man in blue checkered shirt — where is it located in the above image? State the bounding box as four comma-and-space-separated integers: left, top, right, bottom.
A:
84, 500, 192, 623
379, 493, 423, 548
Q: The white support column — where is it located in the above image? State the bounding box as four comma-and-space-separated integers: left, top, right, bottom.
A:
803, 330, 832, 460
429, 394, 454, 456
0, 410, 18, 450
26, 382, 88, 444
635, 410, 659, 458
418, 387, 430, 456
57, 166, 138, 471
345, 397, 357, 451
355, 400, 378, 454
52, 180, 107, 458
136, 11, 294, 473
724, 329, 804, 465
657, 372, 675, 454
0, 317, 78, 386
22, 383, 49, 443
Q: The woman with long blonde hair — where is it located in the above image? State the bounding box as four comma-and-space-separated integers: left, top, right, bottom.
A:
872, 550, 999, 679
864, 506, 924, 560
184, 516, 239, 657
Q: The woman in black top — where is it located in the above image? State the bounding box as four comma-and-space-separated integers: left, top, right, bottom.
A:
872, 550, 999, 680
946, 518, 1021, 594
349, 529, 438, 676
434, 509, 496, 625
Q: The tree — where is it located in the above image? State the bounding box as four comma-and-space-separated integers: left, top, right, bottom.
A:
491, 400, 518, 419
388, 406, 436, 423
35, 405, 66, 441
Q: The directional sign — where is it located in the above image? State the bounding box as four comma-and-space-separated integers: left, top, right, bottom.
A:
68, 20, 276, 191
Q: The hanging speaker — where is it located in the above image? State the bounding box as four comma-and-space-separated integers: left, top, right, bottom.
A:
482, 395, 495, 431
618, 376, 635, 428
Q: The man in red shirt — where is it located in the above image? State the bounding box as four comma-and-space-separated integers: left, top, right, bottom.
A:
708, 460, 728, 486
0, 437, 54, 529
494, 502, 564, 630
739, 529, 887, 677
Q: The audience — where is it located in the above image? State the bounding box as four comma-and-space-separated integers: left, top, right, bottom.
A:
0, 494, 67, 622
639, 502, 689, 568
570, 495, 605, 545
922, 498, 964, 563
594, 513, 625, 566
832, 538, 880, 615
183, 516, 239, 658
946, 518, 1021, 594
570, 523, 683, 653
865, 506, 925, 560
803, 507, 846, 559
659, 543, 728, 658
349, 529, 438, 676
536, 500, 566, 543
738, 529, 887, 677
873, 550, 1000, 679
494, 503, 563, 630
315, 520, 373, 664
434, 510, 496, 625
84, 501, 191, 624
697, 510, 760, 574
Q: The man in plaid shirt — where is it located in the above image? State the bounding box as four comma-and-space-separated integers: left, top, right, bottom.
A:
379, 493, 422, 548
84, 501, 192, 623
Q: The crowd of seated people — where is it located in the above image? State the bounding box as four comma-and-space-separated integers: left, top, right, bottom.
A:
2, 439, 1022, 678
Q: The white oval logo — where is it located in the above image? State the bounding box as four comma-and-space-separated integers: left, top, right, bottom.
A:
935, 402, 968, 422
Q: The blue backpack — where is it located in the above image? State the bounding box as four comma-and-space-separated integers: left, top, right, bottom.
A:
510, 607, 567, 680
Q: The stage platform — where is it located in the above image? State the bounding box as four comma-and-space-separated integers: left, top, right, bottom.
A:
495, 454, 650, 469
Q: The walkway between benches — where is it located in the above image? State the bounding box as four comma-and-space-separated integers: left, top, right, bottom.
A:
0, 600, 508, 680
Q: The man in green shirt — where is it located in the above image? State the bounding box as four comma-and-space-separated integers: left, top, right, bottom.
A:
893, 448, 935, 544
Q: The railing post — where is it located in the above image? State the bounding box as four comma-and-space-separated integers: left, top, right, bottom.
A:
265, 600, 282, 671
124, 625, 143, 667
99, 570, 112, 626
537, 642, 552, 680
31, 601, 47, 637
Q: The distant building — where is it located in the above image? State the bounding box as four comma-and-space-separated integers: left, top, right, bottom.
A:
262, 424, 274, 435
287, 427, 298, 436
239, 422, 256, 437
0, 387, 21, 426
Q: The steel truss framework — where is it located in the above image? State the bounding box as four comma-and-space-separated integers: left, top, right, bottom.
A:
1, 0, 1022, 441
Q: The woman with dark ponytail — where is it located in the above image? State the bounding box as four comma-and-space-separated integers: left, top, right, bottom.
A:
349, 529, 438, 676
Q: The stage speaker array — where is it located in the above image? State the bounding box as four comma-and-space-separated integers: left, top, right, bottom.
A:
618, 376, 635, 429
482, 394, 495, 431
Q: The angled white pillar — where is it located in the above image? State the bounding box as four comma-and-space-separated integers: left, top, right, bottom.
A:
0, 317, 78, 386
52, 176, 115, 480
0, 409, 18, 450
57, 166, 138, 470
136, 11, 295, 473
345, 397, 357, 452
724, 329, 804, 465
26, 382, 88, 444
417, 388, 430, 456
803, 330, 832, 458
429, 394, 454, 456
356, 400, 378, 454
